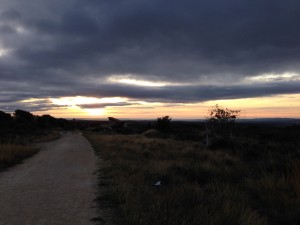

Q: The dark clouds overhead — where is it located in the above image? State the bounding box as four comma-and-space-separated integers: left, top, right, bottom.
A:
1, 0, 300, 111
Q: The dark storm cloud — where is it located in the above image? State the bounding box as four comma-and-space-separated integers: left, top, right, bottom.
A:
1, 0, 300, 111
0, 98, 63, 113
80, 81, 300, 103
0, 8, 21, 35
0, 8, 21, 22
0, 104, 63, 113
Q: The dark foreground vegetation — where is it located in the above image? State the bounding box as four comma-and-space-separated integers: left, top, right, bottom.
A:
1, 107, 300, 224
0, 109, 70, 170
86, 121, 300, 225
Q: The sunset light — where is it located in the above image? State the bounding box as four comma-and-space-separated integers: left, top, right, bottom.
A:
246, 72, 300, 83
50, 96, 128, 106
108, 76, 170, 87
0, 1, 300, 120
19, 94, 299, 119
83, 108, 105, 116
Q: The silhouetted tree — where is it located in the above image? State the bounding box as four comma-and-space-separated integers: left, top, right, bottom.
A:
156, 116, 172, 132
0, 111, 13, 140
36, 114, 57, 128
14, 109, 35, 124
0, 109, 70, 141
206, 105, 241, 146
0, 111, 12, 123
57, 118, 70, 129
12, 109, 36, 135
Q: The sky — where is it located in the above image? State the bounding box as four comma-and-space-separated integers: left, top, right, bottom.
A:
0, 0, 300, 119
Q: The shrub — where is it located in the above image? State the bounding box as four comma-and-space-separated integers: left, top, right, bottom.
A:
142, 129, 163, 138
205, 105, 241, 146
156, 116, 172, 132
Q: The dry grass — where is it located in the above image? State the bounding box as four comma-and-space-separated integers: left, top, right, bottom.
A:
88, 135, 300, 225
86, 133, 300, 225
0, 143, 38, 169
289, 159, 300, 196
32, 131, 61, 143
0, 131, 60, 170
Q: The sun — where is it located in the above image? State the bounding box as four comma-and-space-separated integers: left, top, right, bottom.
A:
49, 96, 129, 118
84, 108, 105, 116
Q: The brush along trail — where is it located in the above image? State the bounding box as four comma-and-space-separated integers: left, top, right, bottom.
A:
0, 131, 98, 225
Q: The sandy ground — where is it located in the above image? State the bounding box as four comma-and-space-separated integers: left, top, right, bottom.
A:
0, 131, 98, 225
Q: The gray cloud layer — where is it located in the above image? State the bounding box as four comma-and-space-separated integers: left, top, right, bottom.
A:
1, 0, 300, 111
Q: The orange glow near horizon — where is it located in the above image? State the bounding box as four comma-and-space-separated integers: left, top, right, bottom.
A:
29, 94, 300, 119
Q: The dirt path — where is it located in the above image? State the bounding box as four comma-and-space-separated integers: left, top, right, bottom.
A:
0, 131, 98, 225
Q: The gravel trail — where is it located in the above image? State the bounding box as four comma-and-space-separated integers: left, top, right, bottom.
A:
0, 131, 98, 225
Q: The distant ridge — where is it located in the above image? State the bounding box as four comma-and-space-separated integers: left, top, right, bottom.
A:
237, 118, 300, 125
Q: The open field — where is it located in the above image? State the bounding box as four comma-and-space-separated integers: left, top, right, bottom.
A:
86, 123, 300, 225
